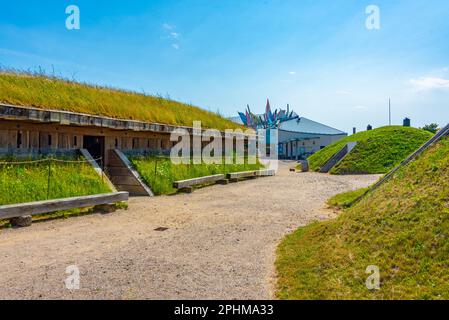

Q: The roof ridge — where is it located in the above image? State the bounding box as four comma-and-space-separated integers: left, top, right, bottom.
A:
282, 117, 347, 135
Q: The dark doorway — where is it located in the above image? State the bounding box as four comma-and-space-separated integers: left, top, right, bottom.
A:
83, 136, 105, 167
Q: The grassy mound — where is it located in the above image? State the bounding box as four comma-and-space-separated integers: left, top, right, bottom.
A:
308, 126, 433, 174
276, 137, 449, 299
0, 156, 111, 205
0, 72, 242, 131
129, 156, 263, 195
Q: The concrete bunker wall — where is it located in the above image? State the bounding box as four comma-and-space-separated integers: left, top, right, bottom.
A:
0, 119, 174, 166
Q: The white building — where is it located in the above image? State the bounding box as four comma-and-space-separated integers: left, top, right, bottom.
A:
277, 117, 347, 159
230, 109, 347, 159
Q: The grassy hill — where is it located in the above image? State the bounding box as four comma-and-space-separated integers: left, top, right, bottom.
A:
308, 126, 433, 174
0, 72, 242, 131
276, 136, 449, 299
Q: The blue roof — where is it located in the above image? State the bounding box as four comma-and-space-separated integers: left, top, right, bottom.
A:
279, 117, 346, 135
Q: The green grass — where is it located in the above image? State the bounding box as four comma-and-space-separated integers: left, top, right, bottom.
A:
327, 187, 370, 209
129, 156, 263, 195
0, 71, 242, 131
308, 126, 433, 174
276, 137, 449, 299
0, 157, 112, 205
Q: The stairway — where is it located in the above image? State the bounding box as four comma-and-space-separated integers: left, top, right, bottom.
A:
106, 149, 154, 197
320, 142, 357, 173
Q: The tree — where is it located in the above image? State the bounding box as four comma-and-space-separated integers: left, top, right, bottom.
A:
421, 123, 439, 134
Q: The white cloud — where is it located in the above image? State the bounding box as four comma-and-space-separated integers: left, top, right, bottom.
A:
353, 105, 368, 109
162, 24, 181, 49
163, 23, 174, 30
409, 76, 449, 90
289, 71, 296, 75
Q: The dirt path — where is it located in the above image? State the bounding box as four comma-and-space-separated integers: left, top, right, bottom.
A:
0, 161, 380, 299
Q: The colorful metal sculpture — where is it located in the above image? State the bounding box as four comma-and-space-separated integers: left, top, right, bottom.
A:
238, 99, 298, 129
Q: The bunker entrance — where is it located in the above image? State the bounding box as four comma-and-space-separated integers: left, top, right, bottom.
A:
83, 136, 105, 167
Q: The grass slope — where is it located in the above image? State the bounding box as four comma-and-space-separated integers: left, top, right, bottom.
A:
129, 156, 263, 195
327, 187, 370, 209
0, 157, 111, 205
308, 126, 433, 174
0, 72, 242, 131
276, 137, 449, 299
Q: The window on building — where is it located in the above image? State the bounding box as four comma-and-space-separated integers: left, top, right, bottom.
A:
48, 134, 52, 146
132, 138, 139, 149
17, 131, 23, 148
115, 138, 118, 148
73, 136, 77, 147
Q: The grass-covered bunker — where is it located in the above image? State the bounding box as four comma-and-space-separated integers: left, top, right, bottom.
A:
0, 73, 251, 197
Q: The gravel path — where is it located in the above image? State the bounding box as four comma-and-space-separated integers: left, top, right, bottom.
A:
0, 161, 380, 299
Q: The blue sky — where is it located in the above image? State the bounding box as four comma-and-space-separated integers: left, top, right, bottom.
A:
1, 0, 448, 133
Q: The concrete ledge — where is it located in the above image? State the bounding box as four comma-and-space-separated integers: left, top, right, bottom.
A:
227, 171, 258, 180
173, 174, 225, 190
0, 103, 194, 135
0, 103, 254, 137
0, 192, 129, 221
227, 169, 276, 180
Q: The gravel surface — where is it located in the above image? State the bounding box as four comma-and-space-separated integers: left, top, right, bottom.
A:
0, 161, 380, 299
